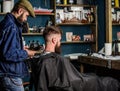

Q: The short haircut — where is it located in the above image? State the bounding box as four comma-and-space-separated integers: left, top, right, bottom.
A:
43, 26, 63, 41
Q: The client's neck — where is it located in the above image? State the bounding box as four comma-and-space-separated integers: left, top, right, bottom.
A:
44, 44, 55, 53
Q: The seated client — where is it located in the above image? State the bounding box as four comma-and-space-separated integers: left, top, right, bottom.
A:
30, 26, 120, 91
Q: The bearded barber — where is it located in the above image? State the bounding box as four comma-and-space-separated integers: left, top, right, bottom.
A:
0, 0, 36, 91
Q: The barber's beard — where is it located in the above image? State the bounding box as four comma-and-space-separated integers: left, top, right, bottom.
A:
17, 13, 26, 23
55, 44, 61, 54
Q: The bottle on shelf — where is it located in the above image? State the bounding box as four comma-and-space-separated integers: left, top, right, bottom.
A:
63, 0, 67, 5
113, 40, 119, 55
85, 10, 91, 23
76, 0, 83, 5
56, 0, 61, 4
68, 0, 74, 4
45, 19, 53, 27
115, 0, 119, 7
90, 8, 95, 23
111, 8, 118, 23
111, 0, 115, 7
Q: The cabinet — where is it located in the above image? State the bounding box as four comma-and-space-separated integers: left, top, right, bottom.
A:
54, 2, 98, 52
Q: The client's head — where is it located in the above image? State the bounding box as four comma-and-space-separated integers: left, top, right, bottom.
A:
43, 26, 62, 54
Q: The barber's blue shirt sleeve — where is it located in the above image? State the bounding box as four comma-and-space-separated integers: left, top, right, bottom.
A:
1, 25, 28, 62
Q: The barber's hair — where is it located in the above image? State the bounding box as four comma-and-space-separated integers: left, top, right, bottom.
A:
43, 26, 62, 41
11, 5, 25, 12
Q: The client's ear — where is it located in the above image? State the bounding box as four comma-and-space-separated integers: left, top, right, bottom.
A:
52, 37, 57, 44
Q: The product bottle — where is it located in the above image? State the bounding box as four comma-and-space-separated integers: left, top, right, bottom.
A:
90, 8, 95, 23
68, 0, 74, 4
63, 0, 67, 5
46, 19, 53, 27
115, 0, 119, 7
56, 0, 61, 4
113, 40, 119, 55
87, 10, 91, 23
111, 0, 115, 7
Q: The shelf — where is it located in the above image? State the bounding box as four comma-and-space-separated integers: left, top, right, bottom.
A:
0, 13, 6, 15
112, 23, 120, 25
112, 40, 120, 43
61, 41, 95, 44
0, 13, 55, 16
22, 33, 43, 36
112, 7, 120, 9
56, 23, 96, 26
35, 13, 55, 16
56, 4, 96, 7
55, 4, 98, 52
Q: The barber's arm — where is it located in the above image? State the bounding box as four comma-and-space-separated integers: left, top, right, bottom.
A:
1, 27, 36, 62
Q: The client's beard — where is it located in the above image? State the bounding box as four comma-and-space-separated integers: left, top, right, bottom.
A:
55, 45, 61, 54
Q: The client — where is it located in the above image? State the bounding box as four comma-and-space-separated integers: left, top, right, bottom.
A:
30, 26, 120, 91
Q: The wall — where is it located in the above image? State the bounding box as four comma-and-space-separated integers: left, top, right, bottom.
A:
97, 0, 106, 50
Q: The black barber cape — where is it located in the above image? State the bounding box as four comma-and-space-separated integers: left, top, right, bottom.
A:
30, 52, 119, 91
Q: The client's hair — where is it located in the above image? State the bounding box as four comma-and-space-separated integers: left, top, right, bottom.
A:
43, 26, 62, 41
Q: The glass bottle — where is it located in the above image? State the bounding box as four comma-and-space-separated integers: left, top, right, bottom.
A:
115, 0, 119, 7
90, 8, 95, 23
63, 0, 67, 5
111, 0, 115, 7
114, 40, 119, 55
68, 0, 74, 4
56, 0, 61, 4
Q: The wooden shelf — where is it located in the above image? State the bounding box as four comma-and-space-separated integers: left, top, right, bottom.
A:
112, 7, 120, 9
0, 12, 55, 16
112, 23, 120, 25
56, 4, 96, 7
61, 41, 95, 44
0, 12, 6, 15
55, 4, 98, 52
56, 23, 96, 26
35, 13, 55, 16
112, 40, 120, 43
22, 33, 43, 36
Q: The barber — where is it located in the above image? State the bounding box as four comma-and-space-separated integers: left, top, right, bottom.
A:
0, 0, 36, 91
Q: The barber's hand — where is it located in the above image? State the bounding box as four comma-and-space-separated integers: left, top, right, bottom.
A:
24, 46, 37, 58
27, 50, 37, 58
24, 45, 29, 50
